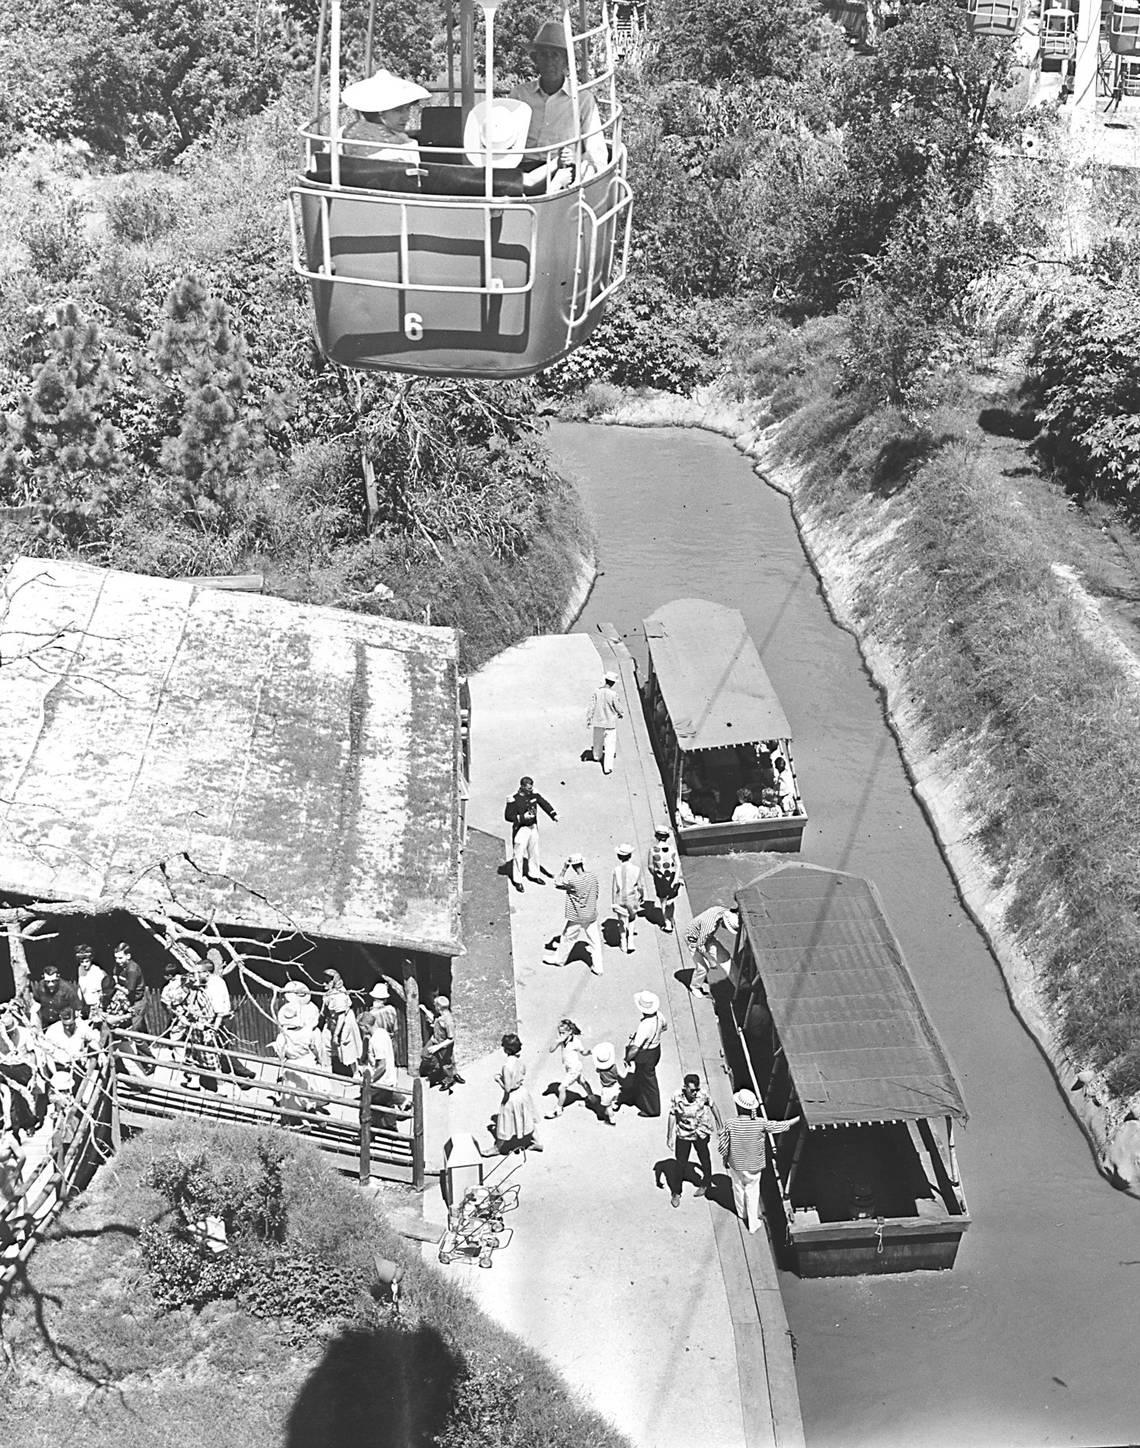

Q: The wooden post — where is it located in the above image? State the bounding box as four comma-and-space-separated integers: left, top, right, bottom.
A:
402, 959, 422, 1077
411, 1076, 425, 1189
109, 1054, 122, 1152
5, 920, 29, 999
358, 1071, 372, 1185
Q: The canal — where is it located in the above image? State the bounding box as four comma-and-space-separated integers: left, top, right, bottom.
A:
549, 421, 1140, 1448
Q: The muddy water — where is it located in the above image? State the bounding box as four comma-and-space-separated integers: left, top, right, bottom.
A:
548, 421, 1140, 1448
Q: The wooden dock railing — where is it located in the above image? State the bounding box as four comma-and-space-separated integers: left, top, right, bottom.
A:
110, 1030, 425, 1189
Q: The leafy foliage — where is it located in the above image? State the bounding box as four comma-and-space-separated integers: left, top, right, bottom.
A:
652, 0, 840, 86
1030, 281, 1140, 513
541, 275, 721, 395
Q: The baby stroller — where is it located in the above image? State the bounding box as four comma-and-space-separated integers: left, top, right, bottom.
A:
438, 1181, 520, 1267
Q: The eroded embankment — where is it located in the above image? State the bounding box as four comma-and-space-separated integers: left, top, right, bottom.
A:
580, 386, 1140, 1198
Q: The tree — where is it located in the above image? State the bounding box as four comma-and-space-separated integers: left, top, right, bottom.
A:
65, 0, 287, 159
651, 0, 841, 86
0, 302, 126, 541
152, 275, 273, 531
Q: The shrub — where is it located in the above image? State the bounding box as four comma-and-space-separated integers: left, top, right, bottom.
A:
20, 192, 94, 283
106, 181, 181, 244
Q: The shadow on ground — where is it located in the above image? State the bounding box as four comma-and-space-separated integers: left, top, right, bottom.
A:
286, 1324, 462, 1448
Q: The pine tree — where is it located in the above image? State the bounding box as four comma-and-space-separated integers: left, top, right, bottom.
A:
152, 274, 269, 530
0, 301, 125, 541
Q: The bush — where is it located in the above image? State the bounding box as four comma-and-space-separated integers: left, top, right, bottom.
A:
106, 181, 181, 244
20, 192, 94, 283
541, 276, 721, 396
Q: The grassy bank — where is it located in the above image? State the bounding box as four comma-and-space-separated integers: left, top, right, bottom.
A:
0, 1119, 629, 1448
757, 351, 1140, 1103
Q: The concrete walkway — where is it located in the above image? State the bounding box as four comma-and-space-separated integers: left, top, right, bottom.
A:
421, 631, 804, 1448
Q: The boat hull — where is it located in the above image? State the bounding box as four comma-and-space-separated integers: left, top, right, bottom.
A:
788, 1213, 970, 1277
676, 815, 806, 855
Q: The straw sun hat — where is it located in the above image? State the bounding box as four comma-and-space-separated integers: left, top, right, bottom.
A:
634, 991, 659, 1015
463, 98, 531, 168
343, 69, 430, 115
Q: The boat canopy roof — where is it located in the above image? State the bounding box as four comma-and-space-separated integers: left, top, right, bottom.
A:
736, 863, 967, 1127
643, 599, 791, 752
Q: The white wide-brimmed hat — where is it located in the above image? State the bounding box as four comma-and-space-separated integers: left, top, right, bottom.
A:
343, 69, 430, 115
615, 843, 632, 859
603, 670, 617, 683
634, 991, 659, 1015
567, 852, 585, 866
283, 980, 312, 1000
592, 1041, 616, 1068
278, 1002, 306, 1029
733, 1088, 759, 1111
463, 99, 531, 168
370, 982, 390, 1001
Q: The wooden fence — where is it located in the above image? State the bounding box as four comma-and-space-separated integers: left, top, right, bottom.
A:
0, 1052, 115, 1293
111, 1030, 425, 1189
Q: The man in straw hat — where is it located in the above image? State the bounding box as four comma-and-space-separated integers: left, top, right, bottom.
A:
342, 69, 430, 163
585, 668, 624, 774
509, 18, 608, 185
717, 1088, 800, 1234
611, 843, 644, 954
624, 991, 668, 1117
544, 853, 602, 974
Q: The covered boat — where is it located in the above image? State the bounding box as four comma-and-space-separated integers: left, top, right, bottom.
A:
730, 863, 970, 1276
641, 599, 807, 854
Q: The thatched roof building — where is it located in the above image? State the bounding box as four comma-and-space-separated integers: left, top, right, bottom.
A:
0, 558, 465, 958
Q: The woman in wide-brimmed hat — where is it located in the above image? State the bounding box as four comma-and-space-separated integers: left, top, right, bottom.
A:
342, 68, 430, 164
624, 991, 668, 1117
273, 1000, 328, 1122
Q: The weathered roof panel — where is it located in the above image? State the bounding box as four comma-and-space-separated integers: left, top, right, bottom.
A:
644, 598, 791, 751
0, 558, 463, 954
736, 863, 967, 1126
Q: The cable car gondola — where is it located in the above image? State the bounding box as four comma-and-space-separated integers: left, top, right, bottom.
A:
968, 0, 1025, 37
289, 0, 633, 379
1040, 0, 1078, 60
1109, 0, 1140, 54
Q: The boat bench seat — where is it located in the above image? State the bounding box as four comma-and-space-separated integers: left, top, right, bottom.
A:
303, 153, 527, 198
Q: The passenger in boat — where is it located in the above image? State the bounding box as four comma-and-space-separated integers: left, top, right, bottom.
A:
648, 825, 681, 934
586, 670, 624, 775
666, 1073, 717, 1207
773, 756, 798, 815
510, 20, 608, 190
684, 905, 739, 997
753, 741, 779, 794
676, 784, 708, 828
341, 69, 431, 163
611, 843, 645, 954
731, 787, 763, 823
717, 1088, 800, 1235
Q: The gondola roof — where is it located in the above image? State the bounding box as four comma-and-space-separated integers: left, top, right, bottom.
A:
643, 598, 791, 751
736, 863, 967, 1127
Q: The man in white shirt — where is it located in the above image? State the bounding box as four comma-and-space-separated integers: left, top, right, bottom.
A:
45, 1009, 101, 1075
510, 20, 608, 185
